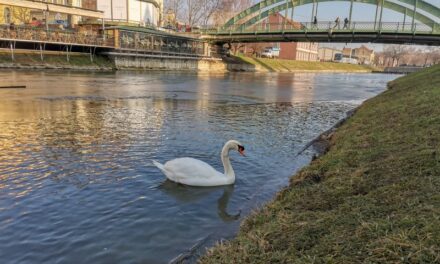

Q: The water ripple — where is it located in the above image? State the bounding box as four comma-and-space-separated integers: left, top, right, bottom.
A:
0, 71, 397, 263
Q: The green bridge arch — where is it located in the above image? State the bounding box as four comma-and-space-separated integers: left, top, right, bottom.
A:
223, 0, 440, 30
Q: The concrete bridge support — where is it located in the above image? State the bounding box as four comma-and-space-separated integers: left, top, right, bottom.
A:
109, 54, 227, 72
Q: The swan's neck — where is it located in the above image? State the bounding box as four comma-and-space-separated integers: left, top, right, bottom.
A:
221, 144, 235, 179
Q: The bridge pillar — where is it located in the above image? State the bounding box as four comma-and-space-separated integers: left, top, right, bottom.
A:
10, 42, 15, 61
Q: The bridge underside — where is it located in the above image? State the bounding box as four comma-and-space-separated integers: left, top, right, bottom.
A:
204, 32, 440, 45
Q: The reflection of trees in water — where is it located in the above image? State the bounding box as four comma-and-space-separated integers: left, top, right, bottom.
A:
159, 180, 240, 222
33, 99, 166, 188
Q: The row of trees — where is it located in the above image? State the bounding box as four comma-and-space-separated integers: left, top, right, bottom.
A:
376, 45, 440, 67
164, 0, 252, 27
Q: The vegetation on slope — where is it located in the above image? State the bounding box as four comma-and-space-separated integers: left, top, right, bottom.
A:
0, 50, 114, 69
201, 65, 440, 263
235, 55, 377, 72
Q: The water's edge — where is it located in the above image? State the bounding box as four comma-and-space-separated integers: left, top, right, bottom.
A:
172, 108, 358, 264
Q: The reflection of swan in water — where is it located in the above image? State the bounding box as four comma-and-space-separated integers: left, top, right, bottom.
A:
158, 180, 240, 222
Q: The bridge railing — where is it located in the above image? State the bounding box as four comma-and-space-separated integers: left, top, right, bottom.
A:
200, 22, 438, 35
0, 24, 113, 47
117, 29, 206, 56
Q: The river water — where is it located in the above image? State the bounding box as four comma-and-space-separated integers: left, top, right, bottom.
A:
0, 71, 397, 263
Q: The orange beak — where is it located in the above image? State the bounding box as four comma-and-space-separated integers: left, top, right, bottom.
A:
238, 149, 246, 157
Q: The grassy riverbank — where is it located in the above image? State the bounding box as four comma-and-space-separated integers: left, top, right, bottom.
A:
234, 55, 378, 72
201, 65, 440, 263
0, 50, 114, 70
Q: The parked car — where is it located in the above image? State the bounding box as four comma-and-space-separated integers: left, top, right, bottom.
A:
261, 48, 274, 58
334, 53, 358, 64
261, 47, 280, 58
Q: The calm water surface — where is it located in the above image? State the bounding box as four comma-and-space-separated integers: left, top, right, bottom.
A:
0, 71, 398, 263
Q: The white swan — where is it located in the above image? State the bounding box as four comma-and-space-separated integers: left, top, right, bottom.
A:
152, 140, 245, 187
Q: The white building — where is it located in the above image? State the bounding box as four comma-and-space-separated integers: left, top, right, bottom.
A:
97, 0, 163, 26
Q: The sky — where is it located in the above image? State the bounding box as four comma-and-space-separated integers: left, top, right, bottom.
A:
249, 0, 440, 51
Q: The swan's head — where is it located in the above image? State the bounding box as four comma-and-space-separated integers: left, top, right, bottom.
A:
225, 140, 246, 157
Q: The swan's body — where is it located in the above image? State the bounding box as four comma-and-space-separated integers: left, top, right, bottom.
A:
152, 140, 245, 187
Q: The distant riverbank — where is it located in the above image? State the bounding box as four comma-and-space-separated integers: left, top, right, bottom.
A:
228, 55, 380, 73
0, 49, 380, 73
201, 65, 440, 263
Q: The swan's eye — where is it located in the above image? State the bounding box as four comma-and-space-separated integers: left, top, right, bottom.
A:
237, 145, 246, 156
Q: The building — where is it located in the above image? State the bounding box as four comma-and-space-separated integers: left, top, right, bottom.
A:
279, 42, 319, 61
95, 0, 163, 27
267, 13, 319, 61
318, 47, 342, 62
0, 5, 31, 25
0, 0, 103, 27
355, 45, 375, 64
342, 45, 375, 64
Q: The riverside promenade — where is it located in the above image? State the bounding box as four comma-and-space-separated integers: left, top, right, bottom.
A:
0, 24, 226, 71
0, 24, 212, 61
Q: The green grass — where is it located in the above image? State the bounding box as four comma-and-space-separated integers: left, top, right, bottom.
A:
235, 55, 376, 72
0, 52, 114, 69
200, 65, 440, 263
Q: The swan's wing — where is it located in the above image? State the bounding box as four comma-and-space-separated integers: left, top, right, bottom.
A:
163, 158, 227, 186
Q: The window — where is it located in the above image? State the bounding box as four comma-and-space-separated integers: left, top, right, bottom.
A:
4, 7, 11, 24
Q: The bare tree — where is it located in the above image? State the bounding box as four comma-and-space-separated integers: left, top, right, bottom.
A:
200, 0, 224, 26
164, 0, 183, 21
378, 46, 440, 67
425, 47, 440, 66
212, 0, 253, 25
383, 45, 409, 66
245, 42, 267, 57
164, 0, 222, 27
165, 0, 252, 27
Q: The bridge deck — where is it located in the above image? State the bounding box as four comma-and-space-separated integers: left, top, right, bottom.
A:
201, 22, 440, 45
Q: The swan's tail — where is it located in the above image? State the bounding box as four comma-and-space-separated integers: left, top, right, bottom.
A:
152, 160, 166, 173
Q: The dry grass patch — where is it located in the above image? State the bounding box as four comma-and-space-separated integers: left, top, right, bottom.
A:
200, 65, 440, 263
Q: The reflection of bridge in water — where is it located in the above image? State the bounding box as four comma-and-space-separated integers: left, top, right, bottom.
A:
200, 0, 440, 45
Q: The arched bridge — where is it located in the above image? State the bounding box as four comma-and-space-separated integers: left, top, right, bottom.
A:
200, 0, 440, 45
